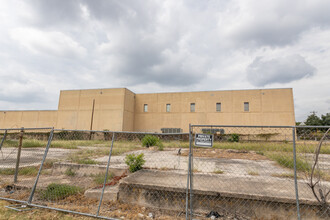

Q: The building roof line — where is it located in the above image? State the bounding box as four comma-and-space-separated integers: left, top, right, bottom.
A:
60, 87, 292, 95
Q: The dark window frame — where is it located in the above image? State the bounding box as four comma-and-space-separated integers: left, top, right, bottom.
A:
190, 103, 195, 112
244, 102, 249, 112
166, 104, 171, 112
216, 102, 221, 112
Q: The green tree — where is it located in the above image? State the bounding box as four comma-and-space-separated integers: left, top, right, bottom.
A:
321, 113, 330, 126
305, 112, 322, 126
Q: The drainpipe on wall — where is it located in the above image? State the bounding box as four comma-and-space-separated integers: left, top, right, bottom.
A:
89, 99, 95, 140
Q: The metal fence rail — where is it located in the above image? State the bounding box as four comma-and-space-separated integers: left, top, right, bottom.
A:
0, 126, 329, 219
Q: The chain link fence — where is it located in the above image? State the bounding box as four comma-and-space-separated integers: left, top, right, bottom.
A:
0, 128, 189, 219
0, 126, 329, 219
186, 125, 330, 220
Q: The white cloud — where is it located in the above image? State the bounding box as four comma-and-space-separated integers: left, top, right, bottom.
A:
10, 27, 86, 58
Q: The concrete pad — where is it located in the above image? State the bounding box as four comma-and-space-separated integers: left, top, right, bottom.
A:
0, 148, 77, 169
119, 169, 320, 205
52, 162, 126, 177
84, 185, 119, 201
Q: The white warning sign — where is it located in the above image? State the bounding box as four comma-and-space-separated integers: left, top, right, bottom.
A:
194, 133, 213, 147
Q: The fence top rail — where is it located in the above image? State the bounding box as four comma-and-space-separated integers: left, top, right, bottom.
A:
0, 127, 54, 131
295, 125, 330, 128
191, 125, 330, 129
191, 125, 294, 128
53, 128, 188, 135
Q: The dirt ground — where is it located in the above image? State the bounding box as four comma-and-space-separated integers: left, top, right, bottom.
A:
181, 148, 268, 160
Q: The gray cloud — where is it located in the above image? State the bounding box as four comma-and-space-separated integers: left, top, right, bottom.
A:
246, 54, 316, 86
226, 0, 330, 47
0, 0, 330, 120
29, 0, 83, 27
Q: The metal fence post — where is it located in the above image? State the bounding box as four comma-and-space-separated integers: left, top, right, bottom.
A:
189, 126, 194, 219
292, 127, 301, 220
0, 129, 7, 150
28, 128, 54, 204
97, 132, 116, 216
14, 127, 24, 183
186, 124, 192, 220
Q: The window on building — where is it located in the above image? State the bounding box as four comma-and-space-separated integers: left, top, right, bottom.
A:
144, 104, 148, 112
216, 102, 221, 112
244, 102, 249, 112
190, 103, 195, 112
166, 104, 171, 112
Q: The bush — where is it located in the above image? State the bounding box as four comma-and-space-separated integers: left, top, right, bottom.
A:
125, 153, 146, 173
142, 135, 158, 147
228, 133, 239, 142
40, 183, 82, 201
142, 135, 163, 150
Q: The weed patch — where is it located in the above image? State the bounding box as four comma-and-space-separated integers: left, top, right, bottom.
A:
0, 167, 38, 176
267, 153, 311, 172
248, 171, 259, 176
65, 168, 76, 177
40, 183, 83, 201
92, 172, 114, 185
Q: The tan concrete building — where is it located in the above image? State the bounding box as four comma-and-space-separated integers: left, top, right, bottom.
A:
0, 88, 295, 132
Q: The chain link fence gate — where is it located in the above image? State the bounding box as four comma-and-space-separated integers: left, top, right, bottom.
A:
1, 128, 190, 219
186, 125, 330, 220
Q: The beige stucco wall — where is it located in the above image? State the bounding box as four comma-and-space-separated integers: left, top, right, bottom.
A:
56, 88, 129, 131
0, 88, 295, 132
134, 88, 295, 132
0, 111, 57, 129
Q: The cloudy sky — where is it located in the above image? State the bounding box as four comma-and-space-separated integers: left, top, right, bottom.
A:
0, 0, 329, 122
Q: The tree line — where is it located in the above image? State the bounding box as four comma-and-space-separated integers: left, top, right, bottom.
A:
297, 112, 330, 126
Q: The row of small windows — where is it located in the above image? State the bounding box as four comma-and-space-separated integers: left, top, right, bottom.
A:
144, 102, 250, 112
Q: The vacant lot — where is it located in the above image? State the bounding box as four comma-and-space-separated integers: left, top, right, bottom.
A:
0, 138, 329, 219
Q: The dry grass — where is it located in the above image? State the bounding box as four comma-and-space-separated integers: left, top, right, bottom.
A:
0, 200, 95, 220
248, 171, 259, 176
271, 173, 297, 179
213, 169, 224, 174
4, 138, 330, 155
0, 198, 184, 220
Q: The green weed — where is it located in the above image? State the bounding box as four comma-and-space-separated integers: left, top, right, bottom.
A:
65, 168, 76, 177
267, 153, 311, 172
125, 153, 145, 173
0, 167, 39, 176
40, 183, 83, 201
92, 172, 114, 185
213, 169, 224, 174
